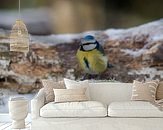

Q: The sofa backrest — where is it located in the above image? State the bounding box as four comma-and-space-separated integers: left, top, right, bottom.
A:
89, 82, 133, 105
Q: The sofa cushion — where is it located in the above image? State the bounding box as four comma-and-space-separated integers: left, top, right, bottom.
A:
156, 81, 163, 100
40, 101, 107, 117
108, 101, 163, 117
64, 78, 90, 99
131, 80, 159, 102
53, 88, 88, 103
42, 79, 65, 103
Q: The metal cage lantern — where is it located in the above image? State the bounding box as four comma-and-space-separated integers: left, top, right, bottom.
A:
10, 19, 30, 53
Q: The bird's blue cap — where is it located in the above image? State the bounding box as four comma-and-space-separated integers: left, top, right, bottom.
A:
81, 35, 96, 44
84, 35, 95, 40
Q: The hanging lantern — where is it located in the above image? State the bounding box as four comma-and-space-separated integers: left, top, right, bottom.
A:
10, 19, 30, 52
10, 0, 29, 53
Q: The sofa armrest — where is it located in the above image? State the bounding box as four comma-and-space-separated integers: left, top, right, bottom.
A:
31, 88, 45, 119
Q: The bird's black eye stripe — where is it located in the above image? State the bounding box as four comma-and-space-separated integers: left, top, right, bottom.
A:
83, 43, 93, 45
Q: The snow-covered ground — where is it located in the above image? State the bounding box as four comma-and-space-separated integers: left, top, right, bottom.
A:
128, 67, 163, 80
0, 88, 36, 113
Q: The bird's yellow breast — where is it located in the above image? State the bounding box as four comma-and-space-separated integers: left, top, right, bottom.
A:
76, 49, 108, 74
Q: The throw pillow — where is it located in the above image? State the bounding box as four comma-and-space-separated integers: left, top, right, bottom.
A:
42, 79, 65, 103
156, 81, 163, 100
131, 80, 159, 102
64, 78, 90, 99
53, 88, 88, 103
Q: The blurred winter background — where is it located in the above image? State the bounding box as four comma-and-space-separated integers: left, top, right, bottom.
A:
0, 0, 163, 34
0, 0, 163, 113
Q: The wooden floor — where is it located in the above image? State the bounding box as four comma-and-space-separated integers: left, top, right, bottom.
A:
0, 122, 31, 130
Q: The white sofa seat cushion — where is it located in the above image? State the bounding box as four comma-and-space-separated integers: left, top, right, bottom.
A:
40, 101, 107, 117
108, 101, 163, 117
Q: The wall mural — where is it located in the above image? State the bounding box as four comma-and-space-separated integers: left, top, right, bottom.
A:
0, 21, 163, 93
0, 20, 163, 113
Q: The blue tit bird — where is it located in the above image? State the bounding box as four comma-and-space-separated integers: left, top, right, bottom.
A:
76, 35, 112, 79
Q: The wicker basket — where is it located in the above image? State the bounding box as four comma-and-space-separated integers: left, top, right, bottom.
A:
10, 19, 29, 52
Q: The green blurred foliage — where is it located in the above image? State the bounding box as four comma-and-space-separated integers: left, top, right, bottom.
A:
0, 0, 50, 9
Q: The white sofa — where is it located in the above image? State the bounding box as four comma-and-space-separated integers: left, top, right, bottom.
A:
31, 82, 163, 130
